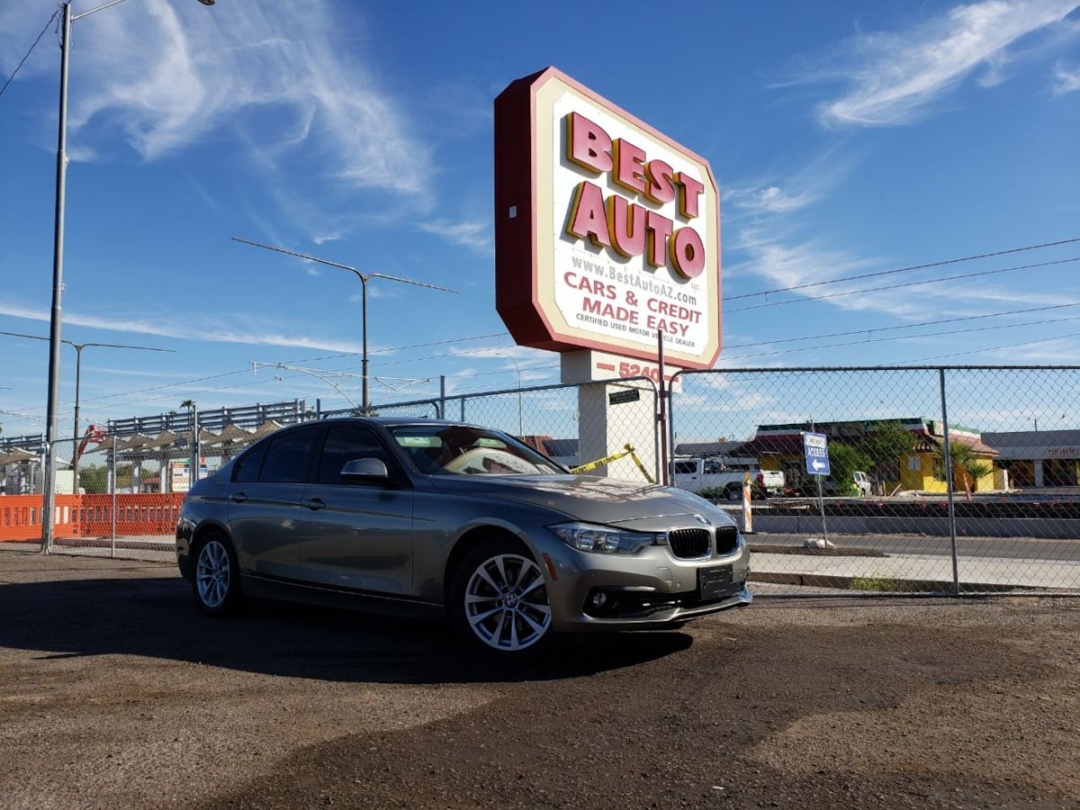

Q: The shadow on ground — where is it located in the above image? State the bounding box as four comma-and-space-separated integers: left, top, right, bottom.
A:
0, 560, 692, 684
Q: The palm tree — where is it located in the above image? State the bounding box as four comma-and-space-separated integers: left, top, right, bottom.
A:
934, 440, 993, 499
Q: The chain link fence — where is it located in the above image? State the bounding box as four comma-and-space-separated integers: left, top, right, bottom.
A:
1, 435, 181, 555
670, 366, 1080, 596
437, 377, 661, 482
6, 366, 1079, 597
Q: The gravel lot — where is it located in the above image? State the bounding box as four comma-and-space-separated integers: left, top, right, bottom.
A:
1, 547, 1077, 809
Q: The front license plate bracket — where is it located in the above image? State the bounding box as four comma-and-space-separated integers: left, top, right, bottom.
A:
698, 565, 735, 601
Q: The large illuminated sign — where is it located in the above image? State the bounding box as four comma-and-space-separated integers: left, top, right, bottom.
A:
494, 67, 721, 369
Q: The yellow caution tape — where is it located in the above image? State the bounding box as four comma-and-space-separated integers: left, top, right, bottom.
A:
570, 444, 655, 484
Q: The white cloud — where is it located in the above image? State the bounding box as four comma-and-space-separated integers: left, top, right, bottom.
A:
64, 1, 429, 185
1052, 61, 1080, 94
418, 219, 492, 252
0, 297, 359, 353
0, 1, 435, 239
444, 345, 553, 383
723, 228, 1080, 326
727, 228, 880, 295
722, 143, 859, 221
802, 0, 1080, 126
726, 185, 818, 215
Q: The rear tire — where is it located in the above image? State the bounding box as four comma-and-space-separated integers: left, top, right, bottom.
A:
192, 531, 241, 616
449, 538, 553, 663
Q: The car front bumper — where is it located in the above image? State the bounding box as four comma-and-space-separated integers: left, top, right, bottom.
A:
530, 532, 752, 633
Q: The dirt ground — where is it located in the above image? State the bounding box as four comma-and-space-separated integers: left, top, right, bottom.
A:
0, 548, 1077, 809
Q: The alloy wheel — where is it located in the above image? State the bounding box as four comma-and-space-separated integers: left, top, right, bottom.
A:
464, 552, 551, 652
196, 538, 232, 611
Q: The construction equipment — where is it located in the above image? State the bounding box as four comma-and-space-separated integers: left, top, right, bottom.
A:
74, 424, 106, 465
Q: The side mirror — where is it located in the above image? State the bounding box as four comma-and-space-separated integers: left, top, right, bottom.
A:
340, 458, 390, 481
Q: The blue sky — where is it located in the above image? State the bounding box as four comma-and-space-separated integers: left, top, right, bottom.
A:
1, 0, 1078, 442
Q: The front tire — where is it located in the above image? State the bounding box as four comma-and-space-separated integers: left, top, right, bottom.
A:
192, 532, 241, 616
450, 538, 553, 662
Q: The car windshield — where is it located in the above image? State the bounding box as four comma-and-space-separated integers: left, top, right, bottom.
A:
389, 424, 565, 476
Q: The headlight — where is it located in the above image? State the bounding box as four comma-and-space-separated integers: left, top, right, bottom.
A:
549, 522, 660, 555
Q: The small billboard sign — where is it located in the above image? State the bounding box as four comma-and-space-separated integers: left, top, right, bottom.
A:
608, 389, 641, 405
802, 432, 831, 476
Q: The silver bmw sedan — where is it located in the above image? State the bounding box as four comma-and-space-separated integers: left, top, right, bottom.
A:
176, 418, 751, 662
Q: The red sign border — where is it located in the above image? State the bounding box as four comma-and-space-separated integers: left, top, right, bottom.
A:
494, 67, 722, 369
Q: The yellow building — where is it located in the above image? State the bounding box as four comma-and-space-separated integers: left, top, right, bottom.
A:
736, 418, 1000, 495
900, 429, 1000, 494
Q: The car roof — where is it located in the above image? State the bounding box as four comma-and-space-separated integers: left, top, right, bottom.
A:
318, 416, 478, 426
285, 417, 489, 431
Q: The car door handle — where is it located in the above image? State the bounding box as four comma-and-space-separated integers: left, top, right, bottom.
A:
230, 492, 248, 503
304, 497, 326, 511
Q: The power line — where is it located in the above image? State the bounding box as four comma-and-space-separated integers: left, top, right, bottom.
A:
7, 282, 1080, 430
19, 245, 1076, 416
726, 257, 1080, 313
722, 313, 1080, 363
10, 236, 1080, 422
0, 10, 60, 99
901, 331, 1080, 364
724, 301, 1080, 349
725, 237, 1080, 301
272, 331, 508, 367
50, 293, 1080, 417
11, 332, 524, 424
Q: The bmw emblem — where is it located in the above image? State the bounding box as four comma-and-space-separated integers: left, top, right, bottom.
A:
693, 514, 711, 526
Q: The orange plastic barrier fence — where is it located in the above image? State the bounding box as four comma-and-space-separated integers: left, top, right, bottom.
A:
77, 493, 184, 537
0, 493, 184, 542
0, 495, 49, 542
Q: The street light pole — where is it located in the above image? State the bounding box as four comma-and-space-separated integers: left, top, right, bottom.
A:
232, 238, 460, 415
2, 332, 173, 494
41, 2, 73, 555
70, 341, 174, 490
358, 273, 370, 410
40, 0, 215, 554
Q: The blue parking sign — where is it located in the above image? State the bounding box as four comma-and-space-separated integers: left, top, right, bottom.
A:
802, 432, 831, 476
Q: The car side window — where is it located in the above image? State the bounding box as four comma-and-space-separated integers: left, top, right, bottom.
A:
233, 442, 268, 483
258, 428, 320, 484
317, 424, 391, 484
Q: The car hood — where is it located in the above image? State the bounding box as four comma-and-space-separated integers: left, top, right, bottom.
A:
427, 473, 735, 527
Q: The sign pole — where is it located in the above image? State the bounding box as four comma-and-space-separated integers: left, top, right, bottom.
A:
815, 475, 828, 547
802, 428, 832, 547
656, 331, 668, 486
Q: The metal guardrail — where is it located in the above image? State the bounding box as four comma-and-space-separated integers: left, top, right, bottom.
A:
106, 399, 311, 436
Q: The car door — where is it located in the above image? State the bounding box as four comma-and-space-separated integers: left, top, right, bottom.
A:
295, 423, 415, 595
227, 425, 322, 581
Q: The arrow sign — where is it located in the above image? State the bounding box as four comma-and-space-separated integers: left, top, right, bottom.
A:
802, 432, 831, 477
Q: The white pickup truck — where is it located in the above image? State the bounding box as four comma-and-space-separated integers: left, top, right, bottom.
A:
671, 457, 785, 500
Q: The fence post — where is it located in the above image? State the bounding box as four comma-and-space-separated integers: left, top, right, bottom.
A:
666, 370, 680, 489
110, 435, 117, 558
939, 368, 960, 594
656, 332, 669, 486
